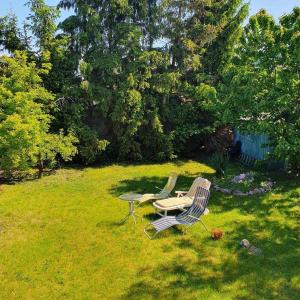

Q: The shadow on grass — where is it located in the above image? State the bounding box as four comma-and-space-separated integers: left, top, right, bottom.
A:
118, 178, 300, 300
109, 172, 214, 198
0, 169, 57, 184
210, 179, 300, 220
121, 227, 299, 299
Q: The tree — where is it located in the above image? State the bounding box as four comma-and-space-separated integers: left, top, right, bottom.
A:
159, 0, 249, 154
55, 1, 250, 162
57, 0, 175, 162
0, 13, 29, 53
220, 8, 300, 169
26, 0, 60, 51
0, 51, 77, 178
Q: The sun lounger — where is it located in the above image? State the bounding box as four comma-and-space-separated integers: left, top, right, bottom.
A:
138, 172, 178, 204
153, 177, 211, 216
144, 186, 210, 239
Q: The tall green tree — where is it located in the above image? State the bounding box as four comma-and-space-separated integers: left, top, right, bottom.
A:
55, 0, 249, 161
57, 0, 175, 162
0, 51, 77, 178
220, 8, 300, 169
25, 0, 77, 94
160, 0, 249, 153
0, 13, 29, 53
26, 0, 60, 51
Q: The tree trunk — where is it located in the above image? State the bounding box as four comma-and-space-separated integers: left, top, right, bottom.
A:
37, 154, 43, 179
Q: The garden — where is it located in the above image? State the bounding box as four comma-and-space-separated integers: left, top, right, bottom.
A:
0, 0, 299, 299
0, 160, 299, 299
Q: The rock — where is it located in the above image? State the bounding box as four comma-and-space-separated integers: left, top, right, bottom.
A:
233, 190, 248, 196
263, 183, 272, 191
232, 173, 254, 184
220, 188, 232, 194
232, 173, 246, 183
252, 188, 261, 194
241, 239, 262, 256
248, 245, 263, 256
241, 239, 250, 248
261, 180, 274, 191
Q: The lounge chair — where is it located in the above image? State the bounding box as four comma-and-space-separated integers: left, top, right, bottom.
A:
137, 172, 178, 205
153, 177, 211, 216
144, 186, 210, 239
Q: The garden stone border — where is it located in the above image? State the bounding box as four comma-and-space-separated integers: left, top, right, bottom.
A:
213, 179, 274, 197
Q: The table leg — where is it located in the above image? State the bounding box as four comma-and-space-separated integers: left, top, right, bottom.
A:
120, 200, 143, 225
120, 214, 130, 224
119, 212, 130, 224
130, 201, 134, 215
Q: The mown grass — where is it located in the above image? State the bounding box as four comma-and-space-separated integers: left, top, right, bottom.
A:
0, 160, 299, 299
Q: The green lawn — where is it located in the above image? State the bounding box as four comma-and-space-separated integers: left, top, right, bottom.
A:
0, 160, 299, 299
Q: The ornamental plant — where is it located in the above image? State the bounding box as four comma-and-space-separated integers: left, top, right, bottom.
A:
0, 51, 77, 178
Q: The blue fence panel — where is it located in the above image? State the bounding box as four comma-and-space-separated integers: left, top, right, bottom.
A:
234, 130, 272, 160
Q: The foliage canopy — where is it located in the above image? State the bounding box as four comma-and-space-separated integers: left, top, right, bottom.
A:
220, 8, 300, 169
0, 51, 77, 177
0, 1, 299, 174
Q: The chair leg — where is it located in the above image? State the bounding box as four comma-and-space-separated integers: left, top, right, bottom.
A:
144, 223, 159, 239
156, 209, 166, 217
199, 219, 210, 233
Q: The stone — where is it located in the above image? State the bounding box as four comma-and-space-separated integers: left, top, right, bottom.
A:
263, 183, 272, 191
252, 188, 261, 194
232, 173, 246, 183
241, 239, 250, 248
233, 190, 247, 196
232, 173, 254, 184
248, 245, 263, 256
220, 188, 232, 194
261, 180, 274, 191
241, 240, 262, 255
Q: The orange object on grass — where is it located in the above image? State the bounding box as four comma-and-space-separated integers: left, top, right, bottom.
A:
212, 228, 224, 240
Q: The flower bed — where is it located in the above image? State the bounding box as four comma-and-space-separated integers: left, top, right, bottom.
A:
213, 172, 274, 196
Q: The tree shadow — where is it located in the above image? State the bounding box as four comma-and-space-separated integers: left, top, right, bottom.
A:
121, 227, 299, 299
119, 181, 300, 300
109, 173, 214, 198
0, 169, 58, 184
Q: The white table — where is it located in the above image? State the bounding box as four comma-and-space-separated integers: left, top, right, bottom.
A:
119, 193, 143, 224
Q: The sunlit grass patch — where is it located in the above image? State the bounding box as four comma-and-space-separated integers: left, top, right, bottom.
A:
0, 160, 299, 299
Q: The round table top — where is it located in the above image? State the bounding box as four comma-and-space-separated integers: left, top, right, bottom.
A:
119, 193, 143, 201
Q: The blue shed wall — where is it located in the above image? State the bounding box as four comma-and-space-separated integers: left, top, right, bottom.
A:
234, 130, 272, 160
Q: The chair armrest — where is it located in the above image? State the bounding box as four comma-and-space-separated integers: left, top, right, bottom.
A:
175, 191, 187, 197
